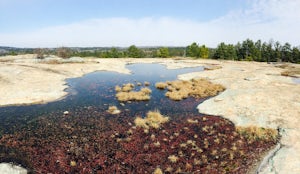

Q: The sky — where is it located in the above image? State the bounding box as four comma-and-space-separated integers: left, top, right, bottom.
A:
0, 0, 299, 48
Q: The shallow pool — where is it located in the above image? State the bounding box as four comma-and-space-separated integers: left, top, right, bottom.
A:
0, 63, 204, 133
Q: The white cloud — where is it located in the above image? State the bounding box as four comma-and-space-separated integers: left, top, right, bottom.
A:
1, 0, 300, 48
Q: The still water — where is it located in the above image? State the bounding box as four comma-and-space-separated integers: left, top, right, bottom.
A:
0, 63, 204, 134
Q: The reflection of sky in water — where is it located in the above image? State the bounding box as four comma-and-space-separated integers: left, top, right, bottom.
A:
0, 63, 204, 133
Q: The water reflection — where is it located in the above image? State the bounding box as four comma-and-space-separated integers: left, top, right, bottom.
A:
0, 63, 204, 133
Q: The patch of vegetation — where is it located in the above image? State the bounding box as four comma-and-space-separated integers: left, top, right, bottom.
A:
157, 78, 225, 101
56, 47, 72, 59
281, 70, 300, 77
236, 126, 279, 142
106, 106, 121, 114
276, 64, 300, 77
0, 107, 280, 173
115, 82, 152, 102
134, 110, 169, 129
155, 82, 168, 89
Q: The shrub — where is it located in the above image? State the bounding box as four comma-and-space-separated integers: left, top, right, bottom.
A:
57, 47, 72, 59
34, 48, 47, 59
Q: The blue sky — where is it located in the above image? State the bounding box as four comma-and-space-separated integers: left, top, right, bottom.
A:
0, 0, 299, 47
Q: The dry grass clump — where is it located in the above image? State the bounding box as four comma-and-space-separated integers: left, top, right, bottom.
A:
236, 126, 278, 141
115, 85, 122, 92
44, 59, 62, 64
153, 168, 163, 174
116, 91, 151, 102
168, 155, 179, 163
144, 81, 150, 86
107, 106, 121, 114
140, 87, 152, 94
155, 82, 168, 89
115, 82, 151, 102
204, 65, 222, 71
276, 64, 300, 77
281, 70, 300, 77
121, 83, 135, 92
134, 110, 169, 129
161, 78, 225, 101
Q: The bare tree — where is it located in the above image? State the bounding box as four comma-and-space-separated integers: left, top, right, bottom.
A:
56, 47, 72, 58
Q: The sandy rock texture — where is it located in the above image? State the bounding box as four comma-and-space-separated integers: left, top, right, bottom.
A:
0, 54, 299, 173
179, 60, 300, 174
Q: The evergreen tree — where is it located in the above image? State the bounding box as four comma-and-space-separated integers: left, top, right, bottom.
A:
157, 47, 169, 58
214, 42, 227, 59
281, 43, 292, 62
127, 45, 143, 58
186, 42, 199, 57
199, 45, 209, 58
291, 47, 300, 63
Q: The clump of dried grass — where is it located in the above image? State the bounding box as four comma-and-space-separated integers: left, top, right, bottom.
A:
144, 81, 150, 86
115, 82, 151, 102
276, 63, 300, 77
116, 91, 151, 102
236, 126, 278, 141
107, 105, 121, 114
155, 82, 168, 89
134, 110, 169, 129
162, 78, 225, 101
281, 70, 300, 77
121, 83, 135, 92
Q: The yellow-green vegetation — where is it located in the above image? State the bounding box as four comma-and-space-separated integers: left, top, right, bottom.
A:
157, 78, 225, 101
134, 110, 169, 129
236, 126, 278, 141
115, 82, 151, 102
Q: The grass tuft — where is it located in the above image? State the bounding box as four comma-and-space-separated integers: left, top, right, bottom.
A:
134, 110, 169, 129
168, 155, 179, 163
161, 78, 225, 101
236, 126, 278, 141
115, 82, 151, 102
155, 82, 168, 89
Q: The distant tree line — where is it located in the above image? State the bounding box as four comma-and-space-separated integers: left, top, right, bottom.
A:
185, 39, 300, 63
1, 38, 299, 63
212, 39, 300, 63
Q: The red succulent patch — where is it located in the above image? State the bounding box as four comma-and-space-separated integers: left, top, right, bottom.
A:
0, 107, 278, 173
